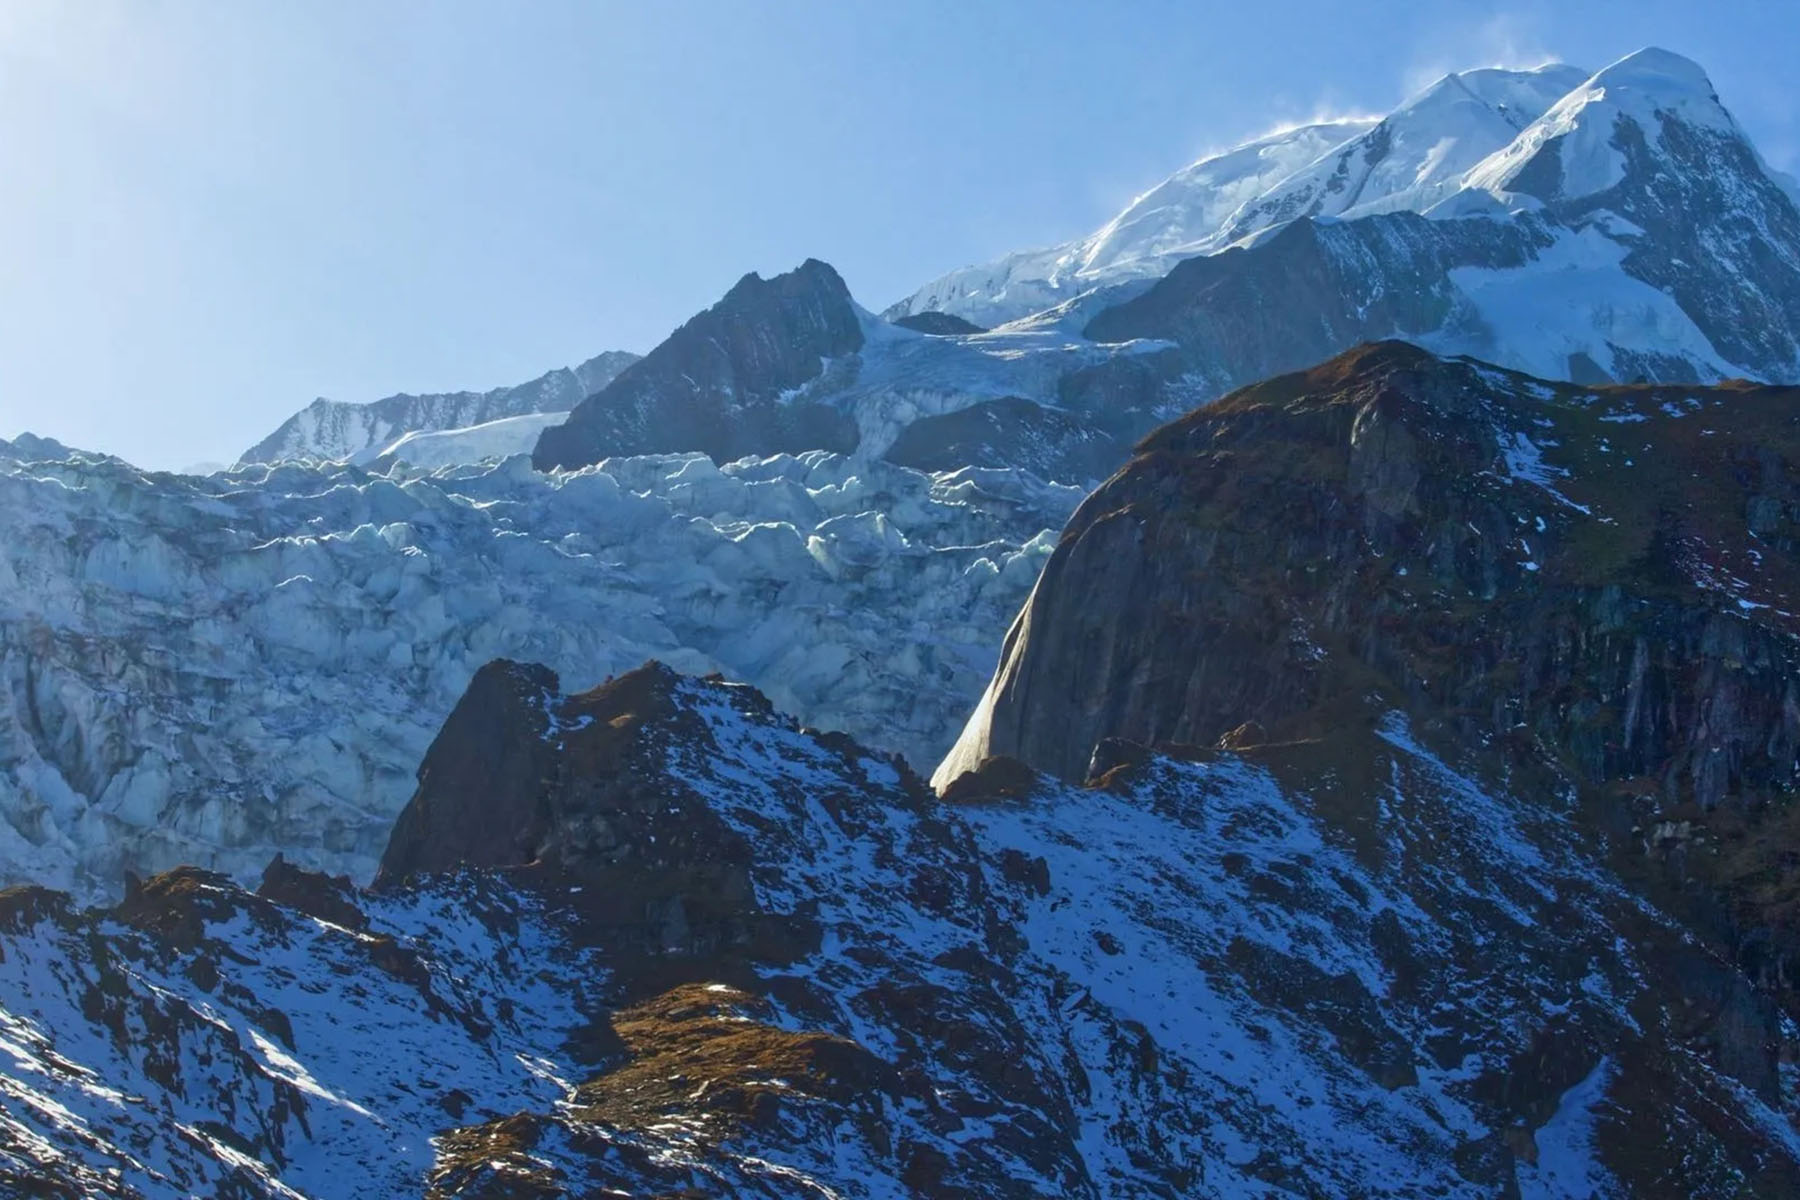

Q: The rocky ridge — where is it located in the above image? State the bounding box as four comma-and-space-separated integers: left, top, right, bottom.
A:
5, 658, 1796, 1196
240, 350, 640, 466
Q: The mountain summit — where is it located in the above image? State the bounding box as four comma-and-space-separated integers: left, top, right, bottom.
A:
892, 49, 1800, 393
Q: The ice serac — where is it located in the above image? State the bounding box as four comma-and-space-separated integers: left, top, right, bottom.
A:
5, 660, 1798, 1195
239, 349, 640, 465
532, 259, 866, 471
0, 440, 1077, 893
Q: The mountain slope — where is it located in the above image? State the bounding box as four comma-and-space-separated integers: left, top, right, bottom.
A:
239, 349, 639, 465
889, 64, 1589, 326
887, 117, 1378, 326
1447, 47, 1800, 378
1216, 65, 1589, 240
6, 660, 1796, 1196
1083, 52, 1800, 402
938, 339, 1800, 1048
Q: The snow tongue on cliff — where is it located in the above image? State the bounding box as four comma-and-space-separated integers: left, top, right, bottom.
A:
0, 439, 1078, 895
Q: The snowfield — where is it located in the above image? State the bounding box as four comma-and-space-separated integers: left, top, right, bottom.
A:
0, 438, 1077, 894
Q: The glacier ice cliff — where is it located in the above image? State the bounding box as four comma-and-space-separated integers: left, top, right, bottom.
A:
0, 440, 1076, 893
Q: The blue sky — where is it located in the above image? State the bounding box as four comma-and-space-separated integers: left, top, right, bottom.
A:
2, 0, 1795, 468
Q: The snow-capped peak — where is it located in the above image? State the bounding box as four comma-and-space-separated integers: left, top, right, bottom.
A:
1456, 47, 1738, 206
1071, 118, 1377, 275
886, 119, 1375, 325
889, 62, 1625, 325
1217, 62, 1590, 237
889, 49, 1800, 337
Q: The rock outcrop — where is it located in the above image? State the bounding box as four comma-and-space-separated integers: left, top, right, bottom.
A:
890, 310, 989, 336
882, 394, 1125, 484
376, 660, 816, 961
533, 259, 865, 470
944, 341, 1800, 786
940, 338, 1800, 1023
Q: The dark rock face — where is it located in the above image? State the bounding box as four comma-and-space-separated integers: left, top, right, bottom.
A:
376, 661, 831, 961
891, 311, 989, 336
950, 341, 1800, 793
882, 395, 1123, 483
376, 659, 563, 880
257, 854, 367, 931
942, 338, 1800, 1031
533, 259, 865, 471
1084, 212, 1558, 386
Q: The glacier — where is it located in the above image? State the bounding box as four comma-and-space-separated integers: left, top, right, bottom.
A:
0, 439, 1077, 895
